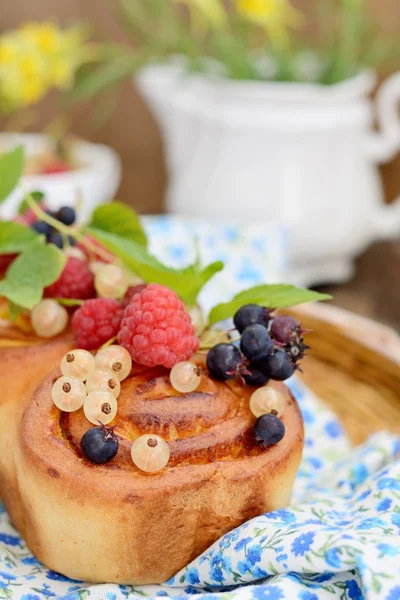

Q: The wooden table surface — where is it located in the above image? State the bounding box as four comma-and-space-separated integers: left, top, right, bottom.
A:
316, 239, 400, 333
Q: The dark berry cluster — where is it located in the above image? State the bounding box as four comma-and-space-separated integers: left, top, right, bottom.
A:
31, 206, 77, 248
206, 304, 308, 386
206, 303, 310, 449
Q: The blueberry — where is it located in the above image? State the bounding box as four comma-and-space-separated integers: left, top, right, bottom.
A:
206, 343, 242, 381
240, 324, 273, 362
270, 315, 300, 344
234, 304, 271, 333
254, 413, 285, 448
48, 232, 64, 248
243, 365, 269, 386
57, 206, 76, 226
81, 426, 119, 464
263, 350, 295, 381
31, 220, 52, 236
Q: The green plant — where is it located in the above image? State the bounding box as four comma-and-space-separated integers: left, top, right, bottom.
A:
70, 0, 398, 102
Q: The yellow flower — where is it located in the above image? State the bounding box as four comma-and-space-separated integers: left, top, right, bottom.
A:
19, 22, 62, 55
236, 0, 302, 46
175, 0, 226, 28
0, 21, 89, 112
50, 58, 75, 88
0, 40, 16, 65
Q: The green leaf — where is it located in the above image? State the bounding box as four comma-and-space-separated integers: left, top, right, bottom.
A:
8, 301, 24, 322
0, 146, 24, 203
17, 190, 45, 215
86, 227, 223, 305
89, 201, 147, 247
0, 238, 66, 309
0, 221, 39, 254
208, 284, 332, 325
54, 298, 84, 307
69, 55, 139, 101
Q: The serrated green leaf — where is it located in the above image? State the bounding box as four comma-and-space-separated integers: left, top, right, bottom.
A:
0, 239, 66, 309
86, 227, 223, 305
208, 284, 332, 325
0, 222, 39, 254
17, 190, 45, 215
89, 202, 147, 247
0, 146, 24, 203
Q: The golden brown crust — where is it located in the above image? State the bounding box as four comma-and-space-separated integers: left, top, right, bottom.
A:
0, 326, 304, 584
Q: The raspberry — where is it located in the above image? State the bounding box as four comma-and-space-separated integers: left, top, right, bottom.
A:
72, 298, 124, 350
118, 283, 199, 368
123, 284, 147, 307
45, 257, 95, 300
0, 254, 16, 278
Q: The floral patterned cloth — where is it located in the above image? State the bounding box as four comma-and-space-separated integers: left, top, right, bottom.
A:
1, 378, 399, 600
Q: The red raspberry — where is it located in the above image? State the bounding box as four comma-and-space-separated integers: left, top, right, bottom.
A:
123, 284, 147, 307
72, 298, 124, 350
44, 257, 95, 300
0, 254, 16, 278
118, 283, 199, 368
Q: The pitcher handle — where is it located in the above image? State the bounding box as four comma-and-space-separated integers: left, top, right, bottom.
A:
368, 71, 400, 164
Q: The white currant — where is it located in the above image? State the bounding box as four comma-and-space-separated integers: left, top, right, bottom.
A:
95, 264, 128, 299
61, 349, 95, 381
170, 362, 201, 393
95, 345, 132, 381
249, 386, 287, 419
31, 299, 68, 338
84, 390, 118, 425
131, 434, 170, 473
52, 376, 86, 412
86, 369, 121, 398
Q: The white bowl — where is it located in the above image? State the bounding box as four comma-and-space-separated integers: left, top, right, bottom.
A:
0, 133, 121, 223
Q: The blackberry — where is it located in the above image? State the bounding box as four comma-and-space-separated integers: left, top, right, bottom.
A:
240, 324, 273, 363
206, 343, 242, 381
234, 304, 271, 333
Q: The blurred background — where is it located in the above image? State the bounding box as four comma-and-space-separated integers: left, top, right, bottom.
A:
0, 0, 399, 330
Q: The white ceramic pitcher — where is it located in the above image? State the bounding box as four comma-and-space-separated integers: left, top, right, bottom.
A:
136, 66, 400, 285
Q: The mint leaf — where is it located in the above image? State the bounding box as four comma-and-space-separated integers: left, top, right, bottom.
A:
18, 190, 45, 215
0, 146, 24, 203
89, 202, 147, 247
0, 238, 66, 309
87, 227, 223, 306
0, 222, 39, 254
208, 284, 332, 325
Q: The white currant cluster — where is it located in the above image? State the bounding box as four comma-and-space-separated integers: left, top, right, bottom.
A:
52, 345, 131, 424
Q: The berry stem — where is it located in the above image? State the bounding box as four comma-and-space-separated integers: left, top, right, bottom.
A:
23, 192, 116, 264
99, 335, 118, 350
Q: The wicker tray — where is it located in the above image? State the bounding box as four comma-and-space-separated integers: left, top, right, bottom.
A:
291, 303, 400, 445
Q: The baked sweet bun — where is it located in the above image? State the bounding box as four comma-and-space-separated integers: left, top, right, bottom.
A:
0, 331, 303, 585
